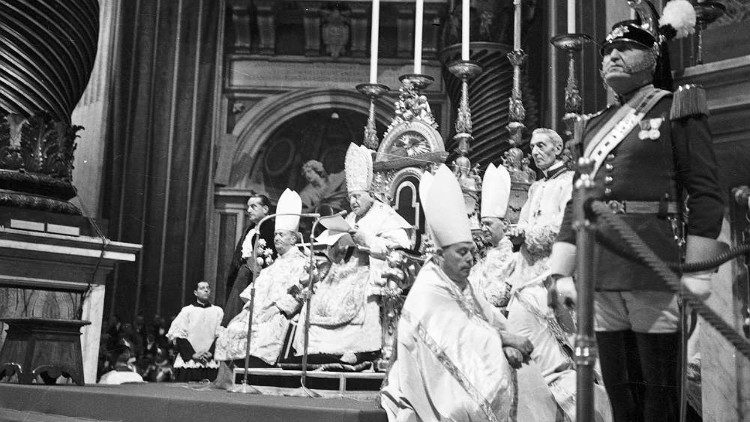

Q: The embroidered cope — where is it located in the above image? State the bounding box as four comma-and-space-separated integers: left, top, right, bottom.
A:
381, 261, 516, 422
469, 237, 516, 308
296, 201, 411, 355
214, 248, 307, 364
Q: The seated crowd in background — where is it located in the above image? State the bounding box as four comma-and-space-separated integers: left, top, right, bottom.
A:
98, 313, 176, 383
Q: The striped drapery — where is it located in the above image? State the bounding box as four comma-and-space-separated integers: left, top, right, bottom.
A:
103, 0, 222, 321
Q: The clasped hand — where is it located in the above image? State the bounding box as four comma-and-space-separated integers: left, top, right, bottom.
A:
191, 351, 212, 363
547, 275, 577, 310
502, 332, 534, 369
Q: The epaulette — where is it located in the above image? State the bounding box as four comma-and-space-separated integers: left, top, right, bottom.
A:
670, 84, 709, 120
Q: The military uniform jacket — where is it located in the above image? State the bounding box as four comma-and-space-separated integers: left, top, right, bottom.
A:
557, 84, 724, 291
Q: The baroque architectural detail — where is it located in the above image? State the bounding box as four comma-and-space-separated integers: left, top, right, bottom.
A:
321, 8, 351, 58
0, 113, 82, 214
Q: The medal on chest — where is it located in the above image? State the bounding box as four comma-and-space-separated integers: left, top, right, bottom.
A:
638, 117, 664, 141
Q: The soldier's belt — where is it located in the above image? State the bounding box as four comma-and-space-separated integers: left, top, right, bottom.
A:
604, 200, 678, 215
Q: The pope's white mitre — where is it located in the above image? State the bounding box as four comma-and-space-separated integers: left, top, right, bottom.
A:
419, 170, 434, 238
344, 143, 373, 193
418, 170, 433, 204
480, 163, 511, 219
423, 164, 472, 248
275, 188, 302, 232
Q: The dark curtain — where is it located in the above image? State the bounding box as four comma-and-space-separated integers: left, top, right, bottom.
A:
102, 0, 220, 322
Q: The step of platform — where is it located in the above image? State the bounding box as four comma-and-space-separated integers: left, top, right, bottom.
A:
233, 367, 385, 392
0, 408, 115, 422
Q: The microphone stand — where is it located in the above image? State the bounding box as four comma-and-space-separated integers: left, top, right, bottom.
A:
232, 212, 320, 394
298, 211, 346, 397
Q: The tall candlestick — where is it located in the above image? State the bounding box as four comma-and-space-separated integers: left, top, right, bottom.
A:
461, 0, 470, 60
414, 0, 424, 74
567, 0, 576, 33
513, 0, 521, 51
369, 0, 380, 83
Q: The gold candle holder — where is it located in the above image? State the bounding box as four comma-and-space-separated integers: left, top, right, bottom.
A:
356, 83, 390, 150
551, 33, 592, 139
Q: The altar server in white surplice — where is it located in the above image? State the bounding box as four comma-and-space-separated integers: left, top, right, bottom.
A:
382, 164, 544, 422
214, 189, 307, 366
167, 281, 224, 382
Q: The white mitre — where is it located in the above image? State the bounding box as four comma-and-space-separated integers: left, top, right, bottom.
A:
423, 164, 472, 248
344, 143, 373, 193
419, 170, 433, 205
480, 163, 511, 219
419, 170, 434, 238
275, 188, 302, 232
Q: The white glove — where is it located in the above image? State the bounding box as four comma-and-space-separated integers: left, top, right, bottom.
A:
681, 272, 713, 301
548, 276, 577, 309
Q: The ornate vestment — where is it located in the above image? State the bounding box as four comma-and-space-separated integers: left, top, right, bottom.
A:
469, 237, 516, 308
294, 201, 412, 355
513, 164, 574, 285
294, 256, 376, 354
214, 248, 306, 364
345, 200, 412, 283
381, 261, 516, 421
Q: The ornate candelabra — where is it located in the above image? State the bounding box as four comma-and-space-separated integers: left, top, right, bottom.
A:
447, 60, 482, 160
356, 83, 390, 150
550, 33, 592, 140
693, 1, 725, 65
506, 50, 528, 146
445, 60, 483, 229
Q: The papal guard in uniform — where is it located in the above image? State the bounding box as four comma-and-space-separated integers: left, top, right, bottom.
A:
547, 1, 725, 421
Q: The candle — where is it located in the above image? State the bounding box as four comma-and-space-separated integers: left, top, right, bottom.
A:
513, 0, 521, 51
414, 0, 424, 74
567, 0, 575, 33
369, 0, 380, 83
461, 0, 469, 60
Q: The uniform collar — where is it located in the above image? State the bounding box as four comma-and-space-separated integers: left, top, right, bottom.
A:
615, 83, 656, 107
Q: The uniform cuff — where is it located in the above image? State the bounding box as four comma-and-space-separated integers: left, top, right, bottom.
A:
548, 242, 577, 277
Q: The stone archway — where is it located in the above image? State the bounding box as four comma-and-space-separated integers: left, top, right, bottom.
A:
228, 89, 393, 188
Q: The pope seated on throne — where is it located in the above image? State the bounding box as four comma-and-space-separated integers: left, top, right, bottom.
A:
291, 143, 412, 367
290, 233, 380, 366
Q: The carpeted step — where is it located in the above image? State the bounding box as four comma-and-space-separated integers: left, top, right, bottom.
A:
0, 408, 115, 422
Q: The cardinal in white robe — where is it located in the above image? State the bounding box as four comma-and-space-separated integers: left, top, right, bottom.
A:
469, 163, 516, 309
382, 165, 542, 421
508, 129, 575, 283
505, 129, 612, 421
214, 189, 307, 366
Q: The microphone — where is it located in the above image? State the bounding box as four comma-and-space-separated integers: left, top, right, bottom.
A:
319, 210, 347, 219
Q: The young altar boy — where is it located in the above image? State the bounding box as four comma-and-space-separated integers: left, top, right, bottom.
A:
167, 281, 224, 382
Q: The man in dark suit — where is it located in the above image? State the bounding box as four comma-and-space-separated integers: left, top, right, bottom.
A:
547, 15, 724, 422
222, 194, 276, 325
